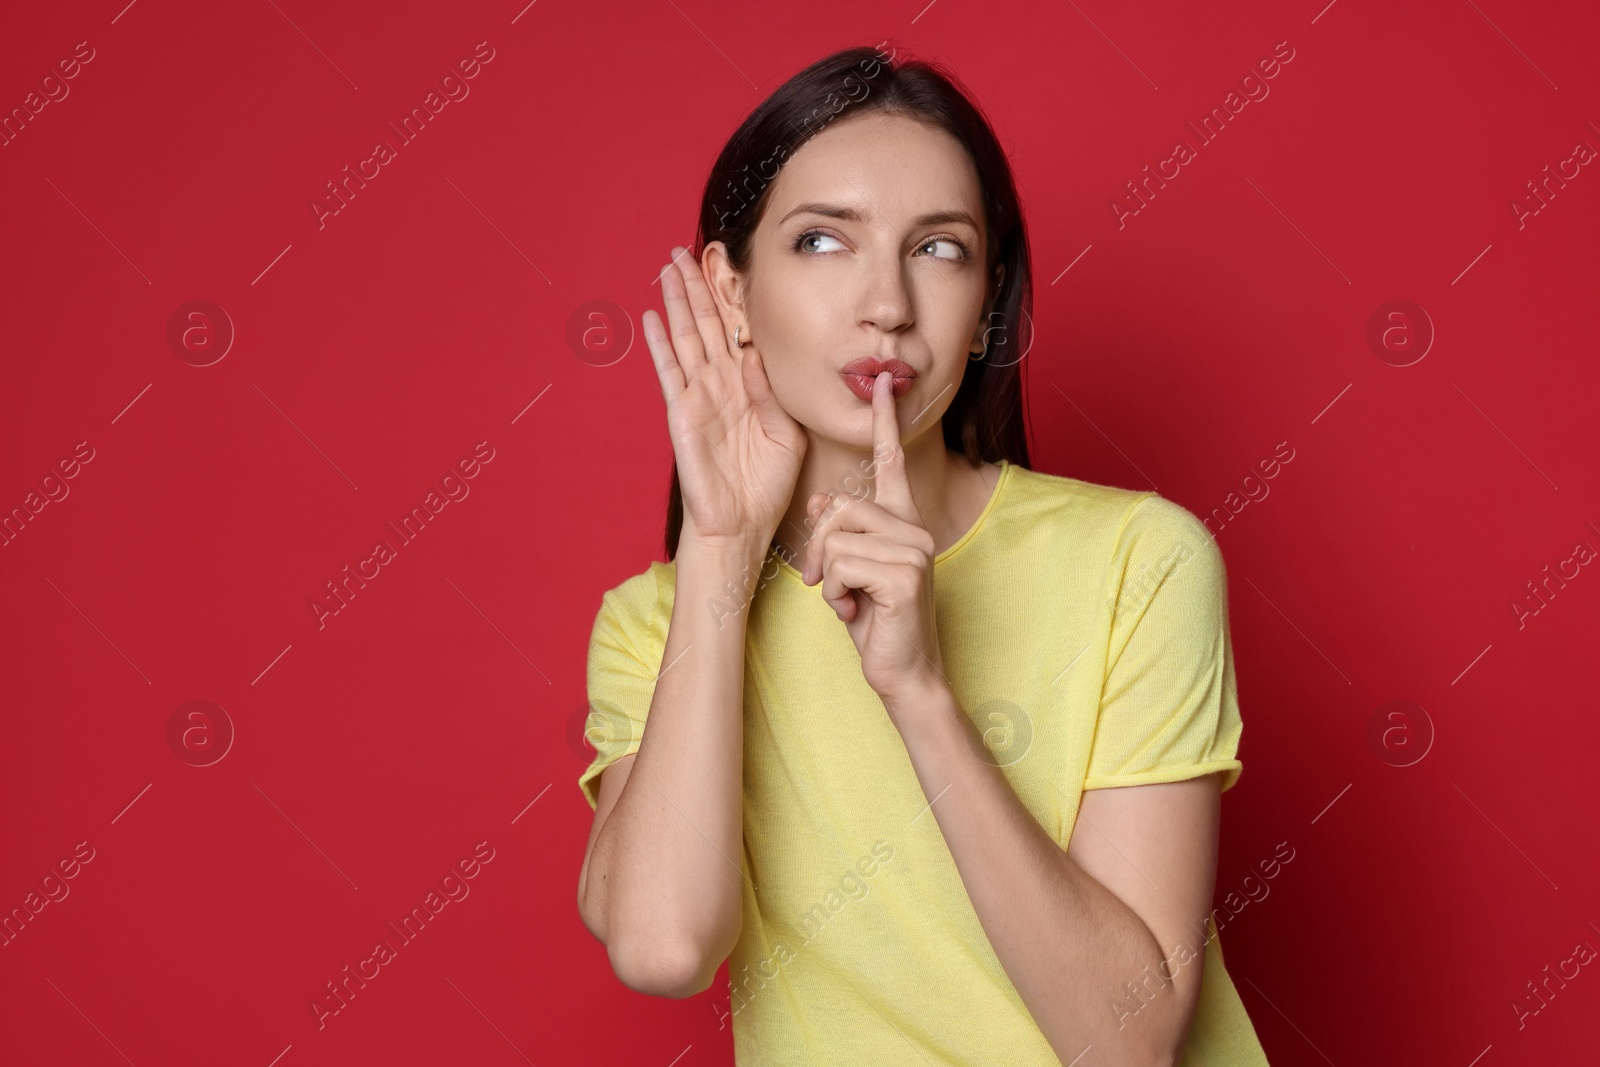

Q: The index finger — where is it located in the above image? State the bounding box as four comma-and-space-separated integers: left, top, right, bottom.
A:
870, 371, 915, 518
672, 246, 736, 365
658, 248, 709, 371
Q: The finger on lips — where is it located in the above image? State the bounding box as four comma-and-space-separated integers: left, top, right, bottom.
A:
803, 371, 911, 587
871, 370, 916, 518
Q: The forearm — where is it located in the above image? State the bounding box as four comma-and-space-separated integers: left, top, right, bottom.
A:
889, 681, 1188, 1066
587, 537, 765, 985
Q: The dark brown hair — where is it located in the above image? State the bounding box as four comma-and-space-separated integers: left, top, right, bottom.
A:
665, 42, 1035, 560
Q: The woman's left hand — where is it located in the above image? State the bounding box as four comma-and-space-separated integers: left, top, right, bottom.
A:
801, 371, 947, 716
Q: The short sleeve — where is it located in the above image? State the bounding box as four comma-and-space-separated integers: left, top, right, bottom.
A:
1084, 495, 1244, 793
576, 564, 670, 810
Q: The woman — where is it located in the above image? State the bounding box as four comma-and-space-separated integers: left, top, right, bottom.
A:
577, 43, 1269, 1066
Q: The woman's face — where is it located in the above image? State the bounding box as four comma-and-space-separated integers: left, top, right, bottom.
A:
721, 110, 1000, 451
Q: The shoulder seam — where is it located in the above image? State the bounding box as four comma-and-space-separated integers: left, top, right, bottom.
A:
1096, 491, 1163, 619
600, 564, 665, 671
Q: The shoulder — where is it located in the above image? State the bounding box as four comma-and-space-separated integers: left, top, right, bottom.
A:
592, 560, 676, 643
996, 466, 1223, 594
606, 559, 674, 606
1109, 493, 1222, 575
998, 463, 1188, 547
1103, 493, 1229, 631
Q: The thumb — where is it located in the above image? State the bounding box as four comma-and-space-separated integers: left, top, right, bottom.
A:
741, 345, 793, 432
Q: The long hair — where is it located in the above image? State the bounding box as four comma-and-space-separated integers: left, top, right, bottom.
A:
665, 42, 1035, 560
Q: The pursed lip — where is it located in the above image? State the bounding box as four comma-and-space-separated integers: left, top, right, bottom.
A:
839, 357, 917, 401
839, 357, 917, 380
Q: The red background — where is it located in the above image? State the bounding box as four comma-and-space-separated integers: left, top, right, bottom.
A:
3, 1, 1598, 1064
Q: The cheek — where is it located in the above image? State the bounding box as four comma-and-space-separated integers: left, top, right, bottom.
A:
758, 330, 819, 387
757, 304, 843, 397
916, 324, 980, 412
913, 267, 978, 324
752, 346, 830, 427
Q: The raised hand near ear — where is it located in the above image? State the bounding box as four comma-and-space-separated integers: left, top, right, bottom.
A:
801, 371, 947, 719
644, 246, 807, 554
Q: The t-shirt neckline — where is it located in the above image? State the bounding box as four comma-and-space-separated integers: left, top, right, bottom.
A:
771, 458, 1014, 582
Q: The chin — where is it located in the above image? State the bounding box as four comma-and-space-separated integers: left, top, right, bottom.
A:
805, 414, 875, 453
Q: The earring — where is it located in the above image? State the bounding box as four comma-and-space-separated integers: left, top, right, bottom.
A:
734, 325, 746, 347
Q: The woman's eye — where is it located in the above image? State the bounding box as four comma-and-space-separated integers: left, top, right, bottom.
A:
795, 230, 846, 253
919, 237, 967, 261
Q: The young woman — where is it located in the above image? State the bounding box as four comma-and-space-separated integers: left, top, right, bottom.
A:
577, 43, 1269, 1066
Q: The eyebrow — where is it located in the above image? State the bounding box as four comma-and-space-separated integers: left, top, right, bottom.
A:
778, 201, 981, 232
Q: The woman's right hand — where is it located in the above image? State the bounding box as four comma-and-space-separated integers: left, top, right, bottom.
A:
643, 245, 807, 551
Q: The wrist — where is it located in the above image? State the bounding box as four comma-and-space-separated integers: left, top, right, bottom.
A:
678, 531, 770, 566
880, 672, 956, 733
675, 537, 781, 634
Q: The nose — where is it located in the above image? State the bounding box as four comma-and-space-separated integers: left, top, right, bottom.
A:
858, 250, 913, 336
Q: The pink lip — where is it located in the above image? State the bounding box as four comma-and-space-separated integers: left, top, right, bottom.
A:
839, 358, 917, 402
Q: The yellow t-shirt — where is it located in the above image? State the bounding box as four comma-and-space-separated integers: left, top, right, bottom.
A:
579, 459, 1269, 1065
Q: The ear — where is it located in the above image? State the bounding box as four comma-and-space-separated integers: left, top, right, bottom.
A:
702, 240, 746, 323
